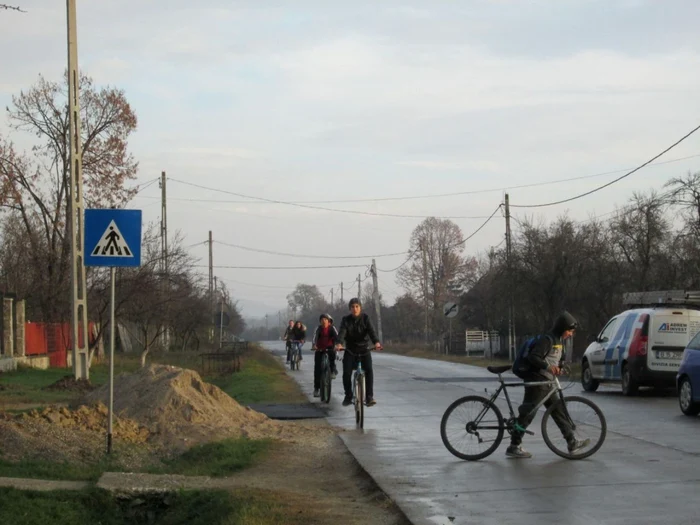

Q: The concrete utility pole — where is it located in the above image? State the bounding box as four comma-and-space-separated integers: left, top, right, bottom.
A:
505, 193, 515, 361
330, 288, 334, 306
160, 171, 169, 349
340, 282, 344, 304
371, 260, 383, 341
67, 0, 89, 379
208, 231, 214, 342
421, 241, 429, 345
357, 274, 361, 302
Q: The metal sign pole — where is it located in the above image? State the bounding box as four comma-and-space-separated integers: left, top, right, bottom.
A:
448, 317, 452, 356
219, 295, 224, 348
107, 266, 115, 454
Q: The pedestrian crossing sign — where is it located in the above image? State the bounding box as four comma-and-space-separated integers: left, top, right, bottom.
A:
84, 209, 142, 267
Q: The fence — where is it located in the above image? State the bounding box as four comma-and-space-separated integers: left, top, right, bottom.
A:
25, 322, 97, 368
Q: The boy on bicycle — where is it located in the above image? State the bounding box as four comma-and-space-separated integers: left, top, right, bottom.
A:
311, 313, 339, 397
283, 320, 294, 363
335, 298, 382, 407
508, 310, 589, 458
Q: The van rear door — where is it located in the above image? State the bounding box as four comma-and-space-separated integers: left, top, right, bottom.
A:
648, 309, 698, 373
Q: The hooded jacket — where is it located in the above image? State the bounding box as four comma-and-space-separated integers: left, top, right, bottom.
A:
525, 311, 577, 378
337, 312, 379, 354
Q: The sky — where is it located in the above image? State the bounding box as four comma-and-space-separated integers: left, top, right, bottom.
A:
2, 0, 700, 320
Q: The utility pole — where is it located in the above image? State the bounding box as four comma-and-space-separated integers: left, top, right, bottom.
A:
330, 288, 334, 306
208, 231, 214, 343
357, 274, 361, 301
265, 314, 269, 336
505, 193, 515, 361
421, 241, 429, 345
371, 260, 383, 341
340, 282, 344, 304
160, 171, 169, 349
67, 0, 89, 379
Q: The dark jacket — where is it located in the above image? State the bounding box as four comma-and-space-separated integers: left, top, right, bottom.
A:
526, 311, 577, 377
313, 324, 339, 349
283, 326, 294, 340
337, 313, 379, 354
291, 325, 307, 342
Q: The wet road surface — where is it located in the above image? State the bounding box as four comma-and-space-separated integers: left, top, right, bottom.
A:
263, 341, 700, 525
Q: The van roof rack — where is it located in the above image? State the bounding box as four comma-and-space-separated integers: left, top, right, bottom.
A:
622, 290, 700, 307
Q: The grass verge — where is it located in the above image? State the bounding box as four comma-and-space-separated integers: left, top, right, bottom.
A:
209, 347, 306, 405
0, 487, 301, 525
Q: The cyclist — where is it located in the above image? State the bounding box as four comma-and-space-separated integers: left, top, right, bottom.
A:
291, 320, 307, 362
507, 310, 589, 458
283, 320, 295, 363
335, 298, 381, 407
312, 313, 339, 397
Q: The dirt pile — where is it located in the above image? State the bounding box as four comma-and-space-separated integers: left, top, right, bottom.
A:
42, 375, 95, 393
84, 364, 332, 449
0, 404, 152, 466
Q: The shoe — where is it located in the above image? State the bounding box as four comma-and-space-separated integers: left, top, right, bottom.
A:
331, 371, 338, 379
342, 396, 353, 406
313, 389, 320, 398
567, 438, 591, 454
366, 397, 377, 407
505, 445, 532, 459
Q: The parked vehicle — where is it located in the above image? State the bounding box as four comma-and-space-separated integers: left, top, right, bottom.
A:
677, 332, 700, 416
581, 291, 700, 396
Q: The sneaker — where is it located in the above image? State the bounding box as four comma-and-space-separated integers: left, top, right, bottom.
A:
342, 396, 353, 406
567, 438, 591, 454
505, 445, 532, 459
313, 389, 320, 398
366, 397, 377, 407
331, 371, 338, 379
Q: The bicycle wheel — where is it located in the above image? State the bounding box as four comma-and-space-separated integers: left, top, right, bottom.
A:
355, 374, 365, 429
321, 355, 331, 403
440, 396, 504, 461
541, 395, 607, 460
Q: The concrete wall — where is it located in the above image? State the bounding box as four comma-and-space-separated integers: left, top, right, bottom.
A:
2, 298, 13, 357
14, 300, 25, 357
0, 356, 16, 372
15, 355, 50, 370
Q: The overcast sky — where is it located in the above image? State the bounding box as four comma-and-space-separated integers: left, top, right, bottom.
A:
2, 1, 700, 319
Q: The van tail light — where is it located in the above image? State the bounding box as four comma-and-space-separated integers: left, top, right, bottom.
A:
631, 336, 648, 357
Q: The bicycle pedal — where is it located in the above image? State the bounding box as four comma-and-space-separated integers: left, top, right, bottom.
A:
525, 430, 535, 436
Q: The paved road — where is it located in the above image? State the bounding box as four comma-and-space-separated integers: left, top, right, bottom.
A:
263, 341, 700, 525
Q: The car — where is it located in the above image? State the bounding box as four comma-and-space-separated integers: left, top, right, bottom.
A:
677, 332, 700, 416
581, 291, 700, 396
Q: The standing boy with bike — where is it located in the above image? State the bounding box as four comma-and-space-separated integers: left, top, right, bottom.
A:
283, 320, 295, 363
335, 298, 382, 407
508, 311, 589, 458
312, 313, 339, 398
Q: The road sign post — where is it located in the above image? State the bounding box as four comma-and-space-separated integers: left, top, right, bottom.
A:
85, 209, 142, 454
443, 302, 459, 355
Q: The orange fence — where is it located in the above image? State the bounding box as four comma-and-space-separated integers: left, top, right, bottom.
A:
25, 322, 97, 368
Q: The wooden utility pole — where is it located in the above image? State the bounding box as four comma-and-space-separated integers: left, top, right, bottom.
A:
505, 193, 515, 361
371, 259, 383, 341
330, 288, 334, 306
208, 231, 214, 342
67, 0, 89, 379
160, 171, 169, 349
340, 282, 344, 304
357, 274, 361, 301
421, 241, 429, 345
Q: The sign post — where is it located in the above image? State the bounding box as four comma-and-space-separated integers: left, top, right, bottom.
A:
84, 209, 142, 454
443, 302, 459, 355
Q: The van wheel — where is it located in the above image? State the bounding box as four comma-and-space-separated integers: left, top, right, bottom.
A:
679, 377, 700, 416
581, 361, 599, 392
621, 363, 639, 396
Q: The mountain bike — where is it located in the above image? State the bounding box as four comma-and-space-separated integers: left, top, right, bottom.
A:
338, 347, 380, 429
289, 340, 302, 371
440, 365, 607, 461
318, 348, 333, 403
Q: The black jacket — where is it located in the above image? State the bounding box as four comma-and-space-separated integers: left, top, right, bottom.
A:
526, 311, 577, 372
291, 325, 306, 342
337, 313, 379, 354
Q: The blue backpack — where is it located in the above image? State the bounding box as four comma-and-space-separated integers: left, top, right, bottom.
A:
512, 334, 552, 378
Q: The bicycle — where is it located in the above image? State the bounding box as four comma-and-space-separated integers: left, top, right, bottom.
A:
289, 340, 302, 371
440, 364, 607, 461
339, 346, 382, 429
317, 347, 333, 404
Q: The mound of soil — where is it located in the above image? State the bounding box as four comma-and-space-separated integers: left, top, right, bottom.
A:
0, 403, 152, 466
84, 364, 333, 449
43, 375, 95, 393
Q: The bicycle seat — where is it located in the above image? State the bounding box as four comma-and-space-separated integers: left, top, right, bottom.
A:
487, 365, 512, 374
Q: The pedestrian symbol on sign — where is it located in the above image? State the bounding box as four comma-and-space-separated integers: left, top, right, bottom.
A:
91, 220, 133, 257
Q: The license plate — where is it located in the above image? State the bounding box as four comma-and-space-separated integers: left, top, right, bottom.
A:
656, 351, 682, 360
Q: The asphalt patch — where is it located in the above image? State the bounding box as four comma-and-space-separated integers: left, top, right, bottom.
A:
248, 403, 329, 420
413, 377, 500, 383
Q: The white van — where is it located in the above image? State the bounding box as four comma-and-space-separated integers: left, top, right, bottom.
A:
581, 291, 700, 396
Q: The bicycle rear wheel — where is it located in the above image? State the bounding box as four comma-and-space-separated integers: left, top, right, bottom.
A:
440, 396, 504, 461
355, 374, 365, 429
541, 395, 606, 460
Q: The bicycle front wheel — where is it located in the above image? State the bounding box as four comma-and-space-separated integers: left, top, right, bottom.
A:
321, 357, 331, 403
541, 395, 606, 460
440, 396, 504, 461
355, 374, 365, 429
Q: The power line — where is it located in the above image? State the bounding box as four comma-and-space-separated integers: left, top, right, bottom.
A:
196, 264, 368, 270
131, 177, 159, 195
510, 124, 700, 209
213, 240, 408, 259
168, 178, 494, 220
135, 153, 700, 204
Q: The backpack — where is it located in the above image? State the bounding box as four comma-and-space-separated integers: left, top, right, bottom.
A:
512, 334, 552, 378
